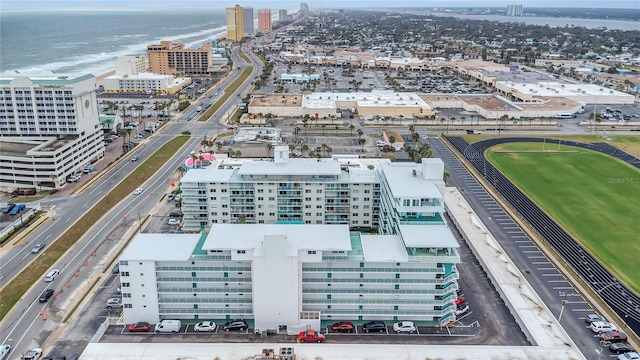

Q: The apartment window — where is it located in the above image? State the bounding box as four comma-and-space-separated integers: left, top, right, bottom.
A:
352, 205, 359, 209
192, 283, 197, 288
122, 282, 130, 287
316, 205, 322, 209
305, 189, 311, 193
121, 272, 130, 277
403, 199, 410, 206
237, 250, 246, 254
316, 212, 322, 216
327, 294, 331, 300
308, 251, 316, 255
395, 284, 400, 290
124, 304, 132, 308
316, 189, 322, 193
352, 197, 359, 201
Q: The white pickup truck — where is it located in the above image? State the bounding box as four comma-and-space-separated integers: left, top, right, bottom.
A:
22, 348, 42, 360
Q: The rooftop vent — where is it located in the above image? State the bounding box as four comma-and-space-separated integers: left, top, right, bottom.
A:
412, 169, 417, 176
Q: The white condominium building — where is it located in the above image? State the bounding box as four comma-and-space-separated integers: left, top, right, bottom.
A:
0, 74, 104, 191
119, 153, 461, 332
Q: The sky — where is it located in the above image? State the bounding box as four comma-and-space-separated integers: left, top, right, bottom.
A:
2, 0, 639, 10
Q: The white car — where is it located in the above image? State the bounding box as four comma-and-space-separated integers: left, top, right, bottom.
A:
455, 304, 470, 316
106, 298, 123, 309
167, 218, 181, 225
133, 188, 144, 195
0, 344, 10, 360
618, 353, 640, 360
194, 321, 217, 332
392, 321, 417, 333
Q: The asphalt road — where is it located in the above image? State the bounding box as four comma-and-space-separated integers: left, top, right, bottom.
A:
0, 46, 263, 357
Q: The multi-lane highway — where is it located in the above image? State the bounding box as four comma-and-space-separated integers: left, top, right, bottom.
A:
0, 46, 263, 356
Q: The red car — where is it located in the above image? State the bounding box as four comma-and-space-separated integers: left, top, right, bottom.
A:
455, 296, 466, 306
331, 322, 354, 333
128, 322, 150, 332
600, 330, 628, 343
297, 330, 325, 343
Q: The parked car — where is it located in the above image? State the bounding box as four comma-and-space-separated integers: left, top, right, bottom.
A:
297, 330, 325, 343
20, 348, 42, 360
194, 321, 216, 332
31, 243, 46, 254
2, 203, 15, 213
128, 322, 150, 332
168, 218, 181, 225
601, 331, 628, 343
618, 353, 640, 360
223, 319, 248, 331
590, 321, 617, 333
455, 304, 470, 316
106, 298, 123, 309
392, 321, 417, 333
112, 264, 120, 274
610, 342, 634, 354
0, 344, 10, 360
131, 156, 138, 162
133, 188, 144, 195
455, 296, 466, 306
167, 194, 175, 201
331, 321, 354, 333
155, 319, 181, 333
585, 313, 607, 324
362, 321, 386, 333
39, 289, 54, 302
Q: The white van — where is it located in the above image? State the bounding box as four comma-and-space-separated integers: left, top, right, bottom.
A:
44, 269, 60, 282
589, 321, 616, 333
155, 319, 181, 333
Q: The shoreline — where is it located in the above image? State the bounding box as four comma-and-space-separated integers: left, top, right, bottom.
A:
95, 70, 115, 87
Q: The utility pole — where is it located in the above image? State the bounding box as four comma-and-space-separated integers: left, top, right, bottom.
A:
558, 291, 568, 321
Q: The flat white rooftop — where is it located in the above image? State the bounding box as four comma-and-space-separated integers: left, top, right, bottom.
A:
381, 163, 442, 199
203, 224, 352, 253
237, 158, 342, 176
180, 162, 235, 182
361, 234, 409, 262
120, 234, 201, 261
399, 224, 460, 249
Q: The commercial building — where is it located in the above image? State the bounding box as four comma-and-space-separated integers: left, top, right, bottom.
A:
103, 73, 190, 95
506, 4, 523, 16
258, 9, 272, 32
120, 154, 461, 332
278, 9, 288, 24
146, 41, 213, 76
243, 6, 254, 37
248, 91, 434, 119
494, 81, 635, 104
300, 2, 309, 13
0, 74, 105, 191
226, 5, 244, 41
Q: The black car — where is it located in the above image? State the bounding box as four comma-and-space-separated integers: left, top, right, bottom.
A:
362, 321, 386, 333
609, 342, 634, 354
223, 319, 248, 331
39, 289, 55, 302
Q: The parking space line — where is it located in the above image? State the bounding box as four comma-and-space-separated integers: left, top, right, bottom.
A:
542, 273, 564, 276
547, 280, 569, 283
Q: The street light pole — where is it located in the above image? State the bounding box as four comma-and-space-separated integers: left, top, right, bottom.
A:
558, 291, 568, 321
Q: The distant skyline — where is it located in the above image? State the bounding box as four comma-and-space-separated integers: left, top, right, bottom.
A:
2, 0, 639, 10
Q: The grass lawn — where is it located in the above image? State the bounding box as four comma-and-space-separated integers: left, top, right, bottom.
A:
486, 142, 640, 295
0, 135, 190, 321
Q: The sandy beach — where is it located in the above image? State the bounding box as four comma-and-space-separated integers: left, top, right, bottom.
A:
95, 70, 115, 87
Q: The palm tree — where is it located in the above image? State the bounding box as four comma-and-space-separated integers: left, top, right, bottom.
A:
321, 124, 326, 136
266, 143, 274, 157
301, 144, 309, 157
358, 138, 366, 153
49, 173, 58, 190
190, 153, 198, 168
357, 128, 363, 140
302, 118, 308, 134
349, 124, 355, 136
293, 127, 300, 144
288, 144, 296, 152
443, 171, 450, 185
335, 125, 339, 135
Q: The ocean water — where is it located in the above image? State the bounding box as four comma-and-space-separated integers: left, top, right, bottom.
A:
0, 9, 228, 76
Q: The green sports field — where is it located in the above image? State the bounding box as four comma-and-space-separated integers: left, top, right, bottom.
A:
486, 142, 640, 295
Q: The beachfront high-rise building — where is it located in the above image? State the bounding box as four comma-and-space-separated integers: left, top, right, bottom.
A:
242, 6, 254, 37
146, 41, 213, 76
114, 56, 147, 76
226, 5, 244, 41
258, 9, 272, 32
300, 2, 309, 13
0, 74, 105, 191
118, 153, 461, 332
506, 4, 523, 16
278, 9, 288, 24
